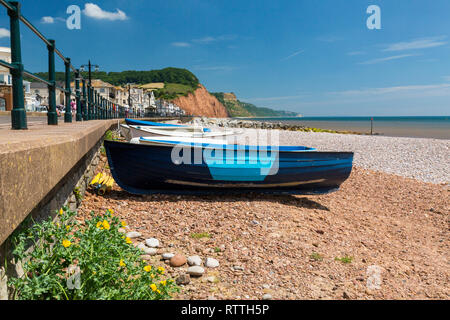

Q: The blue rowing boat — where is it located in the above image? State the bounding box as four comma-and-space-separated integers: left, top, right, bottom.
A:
104, 139, 354, 195
125, 118, 187, 127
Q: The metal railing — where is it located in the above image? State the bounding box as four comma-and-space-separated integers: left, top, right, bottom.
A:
0, 0, 140, 129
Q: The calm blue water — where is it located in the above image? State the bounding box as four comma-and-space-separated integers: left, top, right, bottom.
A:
242, 116, 450, 139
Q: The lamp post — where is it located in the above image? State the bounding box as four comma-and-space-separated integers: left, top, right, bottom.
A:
80, 60, 99, 86
80, 61, 99, 120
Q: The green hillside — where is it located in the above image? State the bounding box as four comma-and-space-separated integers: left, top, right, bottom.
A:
211, 92, 297, 117
29, 67, 199, 89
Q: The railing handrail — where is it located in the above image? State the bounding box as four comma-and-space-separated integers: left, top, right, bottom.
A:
0, 0, 140, 128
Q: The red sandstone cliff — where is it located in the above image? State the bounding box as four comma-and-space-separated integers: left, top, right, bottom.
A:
173, 84, 229, 118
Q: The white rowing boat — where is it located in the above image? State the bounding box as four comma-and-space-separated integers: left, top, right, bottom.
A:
120, 124, 240, 140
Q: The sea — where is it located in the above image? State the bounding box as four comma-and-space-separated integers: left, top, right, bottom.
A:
242, 116, 450, 140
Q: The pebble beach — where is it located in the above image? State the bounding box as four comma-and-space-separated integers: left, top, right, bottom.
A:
77, 122, 449, 300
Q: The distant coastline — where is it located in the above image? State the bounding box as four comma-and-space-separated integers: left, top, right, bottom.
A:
233, 116, 450, 139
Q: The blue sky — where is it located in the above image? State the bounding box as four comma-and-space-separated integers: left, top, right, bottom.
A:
0, 0, 450, 116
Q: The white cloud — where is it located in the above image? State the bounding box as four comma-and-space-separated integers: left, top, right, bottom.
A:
282, 49, 304, 61
171, 42, 191, 47
0, 28, 10, 38
41, 16, 65, 24
383, 36, 447, 52
41, 16, 54, 24
329, 83, 450, 97
83, 3, 128, 21
358, 54, 418, 65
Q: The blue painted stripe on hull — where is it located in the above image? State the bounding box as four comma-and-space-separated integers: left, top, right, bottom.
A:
104, 140, 354, 195
125, 118, 186, 127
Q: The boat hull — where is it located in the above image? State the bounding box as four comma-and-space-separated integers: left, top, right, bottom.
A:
104, 140, 354, 195
120, 124, 236, 140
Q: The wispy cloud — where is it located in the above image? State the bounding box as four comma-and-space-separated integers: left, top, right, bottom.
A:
358, 54, 418, 65
83, 3, 128, 21
281, 49, 304, 61
171, 42, 191, 47
382, 36, 447, 52
41, 16, 55, 24
442, 75, 450, 81
41, 16, 65, 24
329, 83, 450, 97
0, 28, 10, 38
192, 35, 237, 44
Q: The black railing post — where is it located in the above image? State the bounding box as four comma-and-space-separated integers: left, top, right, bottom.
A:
81, 79, 87, 120
87, 85, 91, 120
8, 1, 27, 129
75, 69, 82, 121
47, 39, 57, 125
94, 91, 97, 119
64, 57, 72, 123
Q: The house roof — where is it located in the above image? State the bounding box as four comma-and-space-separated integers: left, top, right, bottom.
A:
91, 79, 114, 88
139, 82, 165, 89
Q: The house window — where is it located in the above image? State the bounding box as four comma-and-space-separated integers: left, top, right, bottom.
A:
100, 88, 105, 93
0, 97, 6, 111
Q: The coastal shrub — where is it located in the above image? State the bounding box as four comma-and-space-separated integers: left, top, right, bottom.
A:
8, 208, 177, 300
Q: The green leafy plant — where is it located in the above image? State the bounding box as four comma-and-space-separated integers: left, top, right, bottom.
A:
190, 232, 210, 239
310, 252, 323, 261
8, 207, 177, 300
73, 187, 83, 201
335, 255, 353, 264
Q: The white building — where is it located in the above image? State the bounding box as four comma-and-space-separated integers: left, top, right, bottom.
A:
0, 47, 12, 85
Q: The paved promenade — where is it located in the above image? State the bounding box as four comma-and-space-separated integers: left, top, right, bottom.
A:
0, 119, 118, 244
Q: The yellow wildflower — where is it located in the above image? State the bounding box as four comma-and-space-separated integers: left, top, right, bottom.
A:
144, 265, 152, 272
119, 259, 126, 267
108, 209, 114, 215
160, 280, 167, 286
62, 239, 71, 248
66, 225, 70, 230
157, 266, 165, 274
125, 237, 132, 244
96, 221, 103, 229
59, 208, 63, 215
156, 289, 161, 294
102, 220, 110, 230
121, 221, 127, 227
150, 284, 157, 291
150, 274, 155, 278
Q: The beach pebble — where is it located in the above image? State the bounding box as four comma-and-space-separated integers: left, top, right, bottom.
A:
162, 253, 175, 260
176, 274, 191, 285
187, 266, 205, 277
206, 276, 219, 283
187, 255, 202, 266
205, 257, 220, 268
233, 265, 244, 271
145, 238, 159, 248
262, 294, 272, 300
144, 247, 157, 255
126, 231, 141, 239
170, 254, 187, 267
